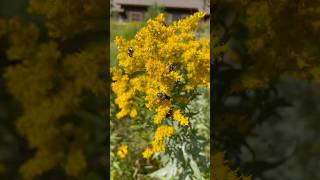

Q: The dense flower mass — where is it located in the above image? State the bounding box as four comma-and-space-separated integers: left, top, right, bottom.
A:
112, 12, 209, 158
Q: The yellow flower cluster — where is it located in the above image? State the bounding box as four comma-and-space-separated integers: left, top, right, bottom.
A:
117, 144, 128, 159
112, 12, 209, 158
173, 109, 189, 126
142, 125, 175, 159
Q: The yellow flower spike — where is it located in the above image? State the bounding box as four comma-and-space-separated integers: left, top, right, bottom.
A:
117, 144, 128, 159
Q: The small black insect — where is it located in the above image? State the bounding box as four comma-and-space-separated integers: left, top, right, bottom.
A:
128, 47, 134, 57
166, 108, 174, 118
157, 92, 170, 101
167, 64, 175, 72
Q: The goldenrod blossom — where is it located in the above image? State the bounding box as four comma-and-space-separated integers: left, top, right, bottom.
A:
142, 125, 175, 158
117, 144, 128, 159
173, 109, 189, 126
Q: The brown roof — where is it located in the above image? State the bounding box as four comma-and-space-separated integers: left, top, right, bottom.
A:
113, 0, 210, 14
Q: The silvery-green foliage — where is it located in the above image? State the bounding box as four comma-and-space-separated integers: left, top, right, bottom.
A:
149, 89, 210, 179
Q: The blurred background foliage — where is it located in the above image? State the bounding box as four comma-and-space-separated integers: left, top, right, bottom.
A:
212, 0, 320, 179
0, 0, 108, 179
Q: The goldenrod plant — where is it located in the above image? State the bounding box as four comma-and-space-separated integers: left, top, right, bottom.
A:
111, 12, 210, 179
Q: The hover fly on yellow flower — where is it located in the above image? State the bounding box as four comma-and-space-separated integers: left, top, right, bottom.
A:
166, 64, 175, 72
157, 92, 170, 101
127, 47, 134, 57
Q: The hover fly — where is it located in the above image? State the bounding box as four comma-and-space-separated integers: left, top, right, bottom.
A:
166, 107, 174, 118
128, 47, 134, 57
167, 64, 175, 72
157, 92, 170, 101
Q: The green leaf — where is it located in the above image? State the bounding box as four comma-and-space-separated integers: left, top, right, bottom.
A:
190, 159, 201, 179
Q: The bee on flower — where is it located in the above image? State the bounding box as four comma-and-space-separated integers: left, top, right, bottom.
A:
127, 47, 134, 57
